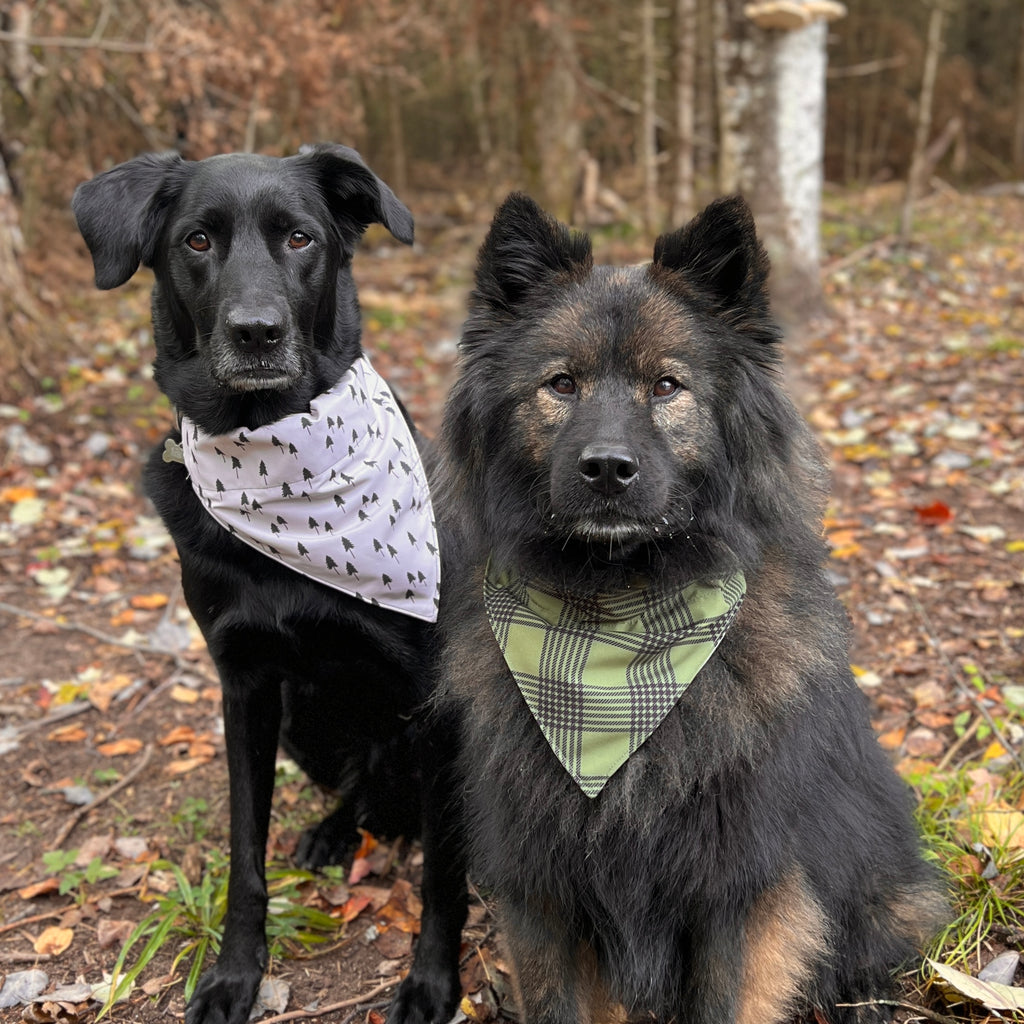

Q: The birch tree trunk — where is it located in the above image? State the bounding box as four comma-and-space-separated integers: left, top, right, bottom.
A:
717, 0, 838, 320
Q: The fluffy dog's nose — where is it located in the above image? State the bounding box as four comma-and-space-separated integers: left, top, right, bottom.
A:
226, 309, 284, 353
578, 444, 639, 495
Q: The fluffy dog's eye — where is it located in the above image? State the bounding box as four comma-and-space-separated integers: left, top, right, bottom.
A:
653, 377, 681, 398
186, 232, 210, 252
288, 231, 312, 250
549, 374, 577, 396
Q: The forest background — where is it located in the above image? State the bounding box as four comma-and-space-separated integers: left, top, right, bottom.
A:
0, 1, 1023, 1022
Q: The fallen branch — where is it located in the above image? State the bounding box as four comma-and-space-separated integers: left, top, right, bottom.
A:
907, 591, 1024, 775
261, 980, 399, 1023
0, 950, 52, 963
0, 601, 190, 668
837, 999, 959, 1024
50, 743, 155, 850
0, 911, 63, 937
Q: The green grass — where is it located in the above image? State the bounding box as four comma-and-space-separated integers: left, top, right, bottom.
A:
909, 758, 1024, 973
98, 852, 342, 1017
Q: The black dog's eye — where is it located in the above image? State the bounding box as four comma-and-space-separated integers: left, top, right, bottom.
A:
548, 374, 577, 396
186, 231, 211, 252
288, 231, 312, 250
653, 377, 681, 398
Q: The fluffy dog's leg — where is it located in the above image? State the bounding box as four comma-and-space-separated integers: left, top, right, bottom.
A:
501, 905, 592, 1024
186, 671, 282, 1024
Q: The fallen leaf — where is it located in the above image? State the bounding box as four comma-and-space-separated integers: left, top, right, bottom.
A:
0, 968, 49, 1006
169, 684, 199, 704
159, 725, 197, 746
47, 724, 87, 743
97, 738, 144, 757
96, 918, 135, 950
929, 958, 1024, 1012
338, 893, 372, 923
915, 501, 954, 526
164, 756, 212, 776
130, 592, 169, 610
33, 925, 74, 955
18, 877, 60, 900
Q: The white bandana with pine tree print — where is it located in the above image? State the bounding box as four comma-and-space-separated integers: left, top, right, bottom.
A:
178, 356, 440, 622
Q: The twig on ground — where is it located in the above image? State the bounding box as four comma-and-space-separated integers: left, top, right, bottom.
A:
837, 999, 959, 1024
0, 601, 190, 669
934, 714, 982, 773
0, 950, 52, 963
824, 235, 896, 276
14, 700, 93, 736
907, 591, 1024, 775
49, 743, 155, 850
260, 979, 399, 1022
0, 911, 63, 936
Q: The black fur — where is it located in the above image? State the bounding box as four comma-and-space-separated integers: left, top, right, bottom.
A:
72, 145, 465, 1024
436, 193, 946, 1024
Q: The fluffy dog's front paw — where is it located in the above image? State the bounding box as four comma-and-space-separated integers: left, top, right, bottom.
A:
387, 966, 461, 1024
185, 960, 263, 1024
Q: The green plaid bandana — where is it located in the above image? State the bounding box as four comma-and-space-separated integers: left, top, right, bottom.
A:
484, 566, 746, 797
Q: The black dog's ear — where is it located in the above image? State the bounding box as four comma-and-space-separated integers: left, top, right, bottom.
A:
653, 195, 769, 310
299, 143, 413, 246
72, 152, 186, 289
474, 192, 593, 311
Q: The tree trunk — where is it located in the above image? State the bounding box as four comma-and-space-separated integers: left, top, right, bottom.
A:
640, 0, 658, 233
670, 0, 697, 226
900, 0, 946, 242
717, 0, 835, 321
515, 0, 580, 222
713, 0, 766, 196
1015, 11, 1024, 170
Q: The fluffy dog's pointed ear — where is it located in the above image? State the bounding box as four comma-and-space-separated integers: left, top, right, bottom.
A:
72, 152, 186, 289
653, 195, 770, 311
474, 193, 593, 311
298, 143, 413, 246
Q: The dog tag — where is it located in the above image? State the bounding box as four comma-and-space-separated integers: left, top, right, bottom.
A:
162, 437, 184, 464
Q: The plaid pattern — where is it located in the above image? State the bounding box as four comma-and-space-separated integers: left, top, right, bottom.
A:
484, 566, 746, 797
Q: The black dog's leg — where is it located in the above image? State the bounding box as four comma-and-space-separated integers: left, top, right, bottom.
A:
388, 721, 467, 1024
295, 801, 359, 869
186, 672, 282, 1024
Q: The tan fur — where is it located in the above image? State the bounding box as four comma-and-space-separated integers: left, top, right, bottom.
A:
736, 870, 829, 1024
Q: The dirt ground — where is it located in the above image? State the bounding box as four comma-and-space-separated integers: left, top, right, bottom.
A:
0, 189, 1022, 1022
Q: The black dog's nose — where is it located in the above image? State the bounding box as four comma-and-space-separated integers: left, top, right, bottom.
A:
578, 444, 639, 495
226, 309, 285, 352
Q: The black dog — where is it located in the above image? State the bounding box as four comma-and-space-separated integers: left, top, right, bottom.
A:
435, 193, 946, 1024
73, 145, 465, 1024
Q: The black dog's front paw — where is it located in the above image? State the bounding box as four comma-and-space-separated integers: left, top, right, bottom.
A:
387, 965, 461, 1024
295, 808, 357, 870
185, 960, 263, 1024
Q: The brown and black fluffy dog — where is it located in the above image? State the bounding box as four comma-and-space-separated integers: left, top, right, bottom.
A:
435, 193, 946, 1024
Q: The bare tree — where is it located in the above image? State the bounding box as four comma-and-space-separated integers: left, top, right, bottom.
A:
900, 0, 948, 240
640, 0, 659, 232
670, 0, 698, 225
